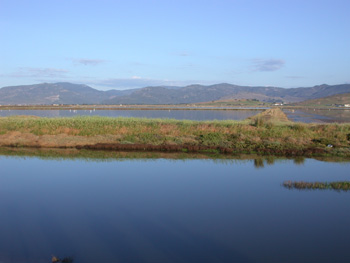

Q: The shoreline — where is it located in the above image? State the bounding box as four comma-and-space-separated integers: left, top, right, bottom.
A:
1, 104, 350, 111
0, 139, 338, 157
0, 105, 266, 111
1, 147, 349, 164
77, 143, 330, 157
0, 108, 349, 157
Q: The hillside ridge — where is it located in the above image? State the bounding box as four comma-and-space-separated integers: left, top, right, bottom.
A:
0, 82, 349, 105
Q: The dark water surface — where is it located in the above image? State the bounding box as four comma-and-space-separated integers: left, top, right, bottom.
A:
0, 109, 261, 121
0, 152, 350, 263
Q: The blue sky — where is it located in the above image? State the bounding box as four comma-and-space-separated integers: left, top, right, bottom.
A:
1, 0, 349, 90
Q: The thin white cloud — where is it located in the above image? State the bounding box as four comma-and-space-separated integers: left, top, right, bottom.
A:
171, 51, 190, 57
178, 52, 190, 57
72, 58, 106, 66
285, 75, 305, 79
2, 67, 69, 78
175, 63, 197, 70
252, 59, 285, 72
89, 77, 215, 89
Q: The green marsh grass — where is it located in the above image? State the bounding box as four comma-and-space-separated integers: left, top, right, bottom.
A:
1, 115, 350, 156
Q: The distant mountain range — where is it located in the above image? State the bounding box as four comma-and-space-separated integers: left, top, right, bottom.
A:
0, 82, 349, 105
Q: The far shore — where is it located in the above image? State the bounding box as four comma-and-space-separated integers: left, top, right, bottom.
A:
0, 108, 349, 157
1, 104, 350, 111
0, 103, 269, 111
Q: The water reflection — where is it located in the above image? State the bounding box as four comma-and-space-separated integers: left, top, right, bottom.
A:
1, 108, 350, 123
294, 156, 305, 165
266, 156, 275, 165
0, 148, 350, 263
253, 156, 304, 168
254, 158, 264, 168
0, 147, 347, 167
52, 256, 74, 263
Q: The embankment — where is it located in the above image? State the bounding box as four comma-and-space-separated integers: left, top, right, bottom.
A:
0, 108, 349, 157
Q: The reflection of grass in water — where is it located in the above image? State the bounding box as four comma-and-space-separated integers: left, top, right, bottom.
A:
254, 158, 264, 168
0, 146, 263, 164
293, 156, 305, 165
283, 181, 350, 191
3, 146, 348, 166
52, 255, 73, 262
266, 156, 275, 165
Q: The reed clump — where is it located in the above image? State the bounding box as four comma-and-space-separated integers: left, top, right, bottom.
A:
283, 181, 350, 191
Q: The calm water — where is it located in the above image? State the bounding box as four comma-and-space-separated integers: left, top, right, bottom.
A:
2, 109, 350, 123
0, 152, 350, 263
0, 109, 261, 121
284, 109, 350, 123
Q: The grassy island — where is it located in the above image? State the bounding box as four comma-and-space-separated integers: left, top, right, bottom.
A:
283, 181, 350, 191
0, 108, 350, 157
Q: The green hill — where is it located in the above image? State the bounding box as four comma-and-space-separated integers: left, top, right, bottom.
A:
1, 82, 349, 105
195, 99, 272, 107
294, 93, 350, 107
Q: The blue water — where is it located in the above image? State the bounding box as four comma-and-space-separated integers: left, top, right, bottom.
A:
0, 109, 261, 121
284, 109, 350, 123
0, 154, 349, 263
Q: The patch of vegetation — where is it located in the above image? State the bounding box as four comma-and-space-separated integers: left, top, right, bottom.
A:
52, 255, 73, 263
283, 181, 350, 191
197, 132, 225, 146
252, 117, 265, 127
0, 108, 350, 157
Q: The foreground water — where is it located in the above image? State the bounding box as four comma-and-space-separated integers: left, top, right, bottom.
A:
0, 151, 349, 263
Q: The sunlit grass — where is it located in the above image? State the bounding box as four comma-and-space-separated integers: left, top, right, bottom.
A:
0, 113, 350, 156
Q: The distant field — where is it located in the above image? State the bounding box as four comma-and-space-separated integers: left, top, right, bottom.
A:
292, 93, 350, 107
1, 95, 349, 110
195, 99, 272, 107
0, 104, 267, 110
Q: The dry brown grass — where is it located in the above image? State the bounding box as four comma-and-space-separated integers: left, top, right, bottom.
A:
249, 107, 290, 122
0, 109, 349, 156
